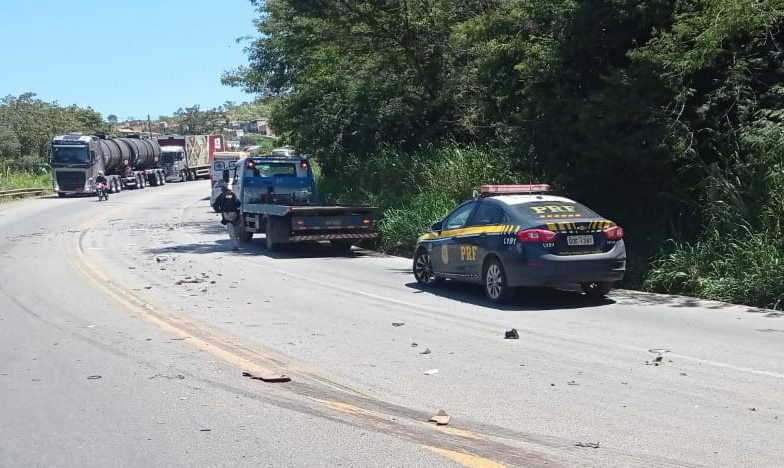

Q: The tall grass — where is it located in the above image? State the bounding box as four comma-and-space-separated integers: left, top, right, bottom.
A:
317, 144, 521, 254
0, 168, 51, 191
644, 229, 784, 309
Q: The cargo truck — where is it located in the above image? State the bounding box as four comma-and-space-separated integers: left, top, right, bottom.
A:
156, 134, 224, 182
229, 155, 378, 251
51, 133, 166, 197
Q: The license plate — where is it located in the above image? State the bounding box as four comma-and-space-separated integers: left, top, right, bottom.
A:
567, 235, 594, 246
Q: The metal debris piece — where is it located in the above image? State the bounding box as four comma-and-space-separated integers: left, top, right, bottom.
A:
429, 409, 450, 426
424, 369, 439, 375
175, 278, 203, 285
411, 343, 418, 348
420, 348, 432, 355
567, 380, 579, 386
504, 329, 520, 339
392, 322, 405, 327
575, 441, 600, 449
242, 371, 291, 383
86, 375, 102, 380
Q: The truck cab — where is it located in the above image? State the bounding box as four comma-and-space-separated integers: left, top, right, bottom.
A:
50, 134, 102, 196
160, 145, 188, 181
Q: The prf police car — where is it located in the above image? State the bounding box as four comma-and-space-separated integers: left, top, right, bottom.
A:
413, 184, 626, 302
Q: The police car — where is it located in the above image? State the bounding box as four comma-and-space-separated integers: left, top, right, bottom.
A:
412, 184, 626, 302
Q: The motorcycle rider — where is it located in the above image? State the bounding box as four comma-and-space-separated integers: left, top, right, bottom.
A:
95, 171, 108, 198
214, 185, 242, 251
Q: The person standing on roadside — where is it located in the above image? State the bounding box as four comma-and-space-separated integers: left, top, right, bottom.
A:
214, 185, 242, 251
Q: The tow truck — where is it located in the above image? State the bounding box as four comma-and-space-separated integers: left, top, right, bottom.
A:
230, 155, 378, 251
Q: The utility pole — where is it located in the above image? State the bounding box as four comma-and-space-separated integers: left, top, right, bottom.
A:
147, 115, 153, 139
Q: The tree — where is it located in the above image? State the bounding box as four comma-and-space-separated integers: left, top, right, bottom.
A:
107, 114, 118, 124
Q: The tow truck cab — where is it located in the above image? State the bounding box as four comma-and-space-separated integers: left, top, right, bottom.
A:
231, 156, 378, 250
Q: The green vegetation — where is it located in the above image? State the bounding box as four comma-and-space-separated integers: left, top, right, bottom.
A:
227, 0, 784, 308
0, 168, 51, 191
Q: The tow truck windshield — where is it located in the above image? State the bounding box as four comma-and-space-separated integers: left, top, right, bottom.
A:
52, 146, 89, 165
247, 161, 298, 177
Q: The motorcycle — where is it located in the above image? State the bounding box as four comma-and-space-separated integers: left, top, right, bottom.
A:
96, 181, 109, 201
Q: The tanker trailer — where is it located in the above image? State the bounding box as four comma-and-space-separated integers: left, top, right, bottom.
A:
116, 138, 166, 189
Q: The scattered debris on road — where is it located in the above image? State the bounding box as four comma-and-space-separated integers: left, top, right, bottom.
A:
200, 429, 211, 432
175, 277, 203, 285
411, 343, 418, 348
242, 371, 291, 383
424, 369, 439, 375
750, 407, 757, 412
568, 380, 579, 386
86, 375, 102, 380
505, 329, 520, 339
575, 441, 600, 449
150, 374, 186, 380
420, 348, 432, 355
646, 348, 671, 366
429, 410, 450, 426
392, 322, 405, 327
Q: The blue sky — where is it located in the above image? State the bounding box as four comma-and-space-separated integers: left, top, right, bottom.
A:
1, 0, 259, 120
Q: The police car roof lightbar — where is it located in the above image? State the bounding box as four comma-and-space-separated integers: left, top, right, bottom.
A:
480, 184, 550, 195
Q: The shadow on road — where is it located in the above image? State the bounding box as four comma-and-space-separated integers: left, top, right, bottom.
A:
405, 280, 614, 311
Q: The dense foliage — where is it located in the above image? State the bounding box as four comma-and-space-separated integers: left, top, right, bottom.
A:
0, 93, 110, 172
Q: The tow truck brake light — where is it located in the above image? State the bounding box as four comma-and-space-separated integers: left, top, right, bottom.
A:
300, 161, 309, 170
480, 184, 550, 195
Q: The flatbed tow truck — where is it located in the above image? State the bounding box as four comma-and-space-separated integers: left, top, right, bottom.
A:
231, 155, 378, 250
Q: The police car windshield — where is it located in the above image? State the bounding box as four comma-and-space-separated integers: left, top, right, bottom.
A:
513, 201, 599, 221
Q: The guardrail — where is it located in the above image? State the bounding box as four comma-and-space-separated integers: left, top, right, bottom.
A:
0, 188, 47, 198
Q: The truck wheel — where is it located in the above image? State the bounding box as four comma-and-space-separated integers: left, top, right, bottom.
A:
265, 217, 287, 251
330, 240, 353, 251
57, 192, 66, 198
160, 172, 166, 185
581, 281, 612, 298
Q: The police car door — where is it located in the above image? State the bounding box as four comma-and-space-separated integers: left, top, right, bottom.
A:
431, 201, 477, 276
458, 200, 508, 280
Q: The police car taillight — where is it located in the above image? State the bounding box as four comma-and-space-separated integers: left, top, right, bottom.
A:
604, 225, 624, 241
517, 229, 557, 243
480, 184, 550, 195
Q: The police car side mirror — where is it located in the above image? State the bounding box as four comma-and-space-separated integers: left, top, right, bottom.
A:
430, 221, 442, 232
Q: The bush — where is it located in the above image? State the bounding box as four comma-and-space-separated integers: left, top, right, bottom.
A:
644, 228, 784, 310
317, 144, 523, 254
377, 192, 455, 254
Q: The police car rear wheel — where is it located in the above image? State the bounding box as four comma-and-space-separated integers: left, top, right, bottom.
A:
414, 249, 441, 285
581, 281, 612, 298
484, 258, 510, 303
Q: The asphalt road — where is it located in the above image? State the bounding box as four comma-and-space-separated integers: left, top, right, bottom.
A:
1, 182, 782, 468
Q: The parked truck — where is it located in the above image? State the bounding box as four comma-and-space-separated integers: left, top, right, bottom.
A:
156, 134, 225, 182
229, 155, 378, 250
51, 133, 166, 197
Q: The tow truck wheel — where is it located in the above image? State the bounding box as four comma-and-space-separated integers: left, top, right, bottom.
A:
581, 281, 612, 298
483, 257, 511, 303
57, 192, 65, 198
413, 248, 443, 286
